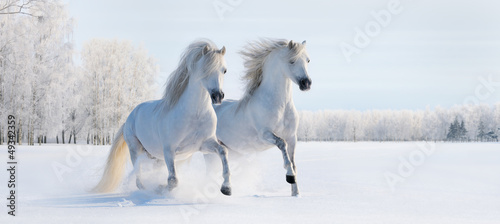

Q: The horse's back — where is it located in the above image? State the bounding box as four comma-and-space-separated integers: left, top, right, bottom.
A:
126, 100, 161, 126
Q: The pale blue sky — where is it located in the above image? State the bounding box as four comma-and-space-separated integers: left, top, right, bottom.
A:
66, 0, 500, 111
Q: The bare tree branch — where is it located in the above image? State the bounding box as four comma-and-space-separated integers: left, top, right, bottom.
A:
0, 0, 35, 16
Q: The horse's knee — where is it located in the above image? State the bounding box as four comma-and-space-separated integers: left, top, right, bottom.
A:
217, 145, 228, 157
275, 138, 286, 150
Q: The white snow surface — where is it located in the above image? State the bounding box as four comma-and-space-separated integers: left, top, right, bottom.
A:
0, 142, 499, 223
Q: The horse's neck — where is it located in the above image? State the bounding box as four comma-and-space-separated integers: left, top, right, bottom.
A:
179, 77, 211, 111
256, 59, 293, 105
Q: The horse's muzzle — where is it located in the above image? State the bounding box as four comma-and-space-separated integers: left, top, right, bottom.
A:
299, 78, 312, 91
211, 90, 224, 104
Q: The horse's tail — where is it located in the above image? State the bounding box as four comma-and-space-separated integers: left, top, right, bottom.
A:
92, 125, 130, 193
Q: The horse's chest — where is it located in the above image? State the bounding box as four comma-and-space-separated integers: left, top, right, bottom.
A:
176, 110, 216, 150
273, 108, 297, 136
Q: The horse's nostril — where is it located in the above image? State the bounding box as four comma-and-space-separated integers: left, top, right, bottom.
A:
300, 79, 307, 86
210, 91, 223, 103
298, 78, 311, 91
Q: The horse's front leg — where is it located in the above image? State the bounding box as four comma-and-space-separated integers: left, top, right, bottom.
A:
160, 146, 178, 193
286, 135, 300, 196
201, 138, 232, 196
261, 131, 296, 184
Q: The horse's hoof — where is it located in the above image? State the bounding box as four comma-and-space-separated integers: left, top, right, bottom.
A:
292, 193, 301, 197
220, 186, 232, 196
166, 184, 178, 192
286, 175, 296, 184
291, 183, 300, 197
167, 177, 178, 191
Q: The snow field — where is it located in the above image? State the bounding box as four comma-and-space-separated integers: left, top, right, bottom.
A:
0, 142, 499, 223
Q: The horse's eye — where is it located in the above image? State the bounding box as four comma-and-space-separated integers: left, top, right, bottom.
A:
223, 69, 227, 74
289, 61, 294, 64
307, 59, 310, 63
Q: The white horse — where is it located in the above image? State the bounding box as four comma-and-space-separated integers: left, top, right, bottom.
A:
212, 39, 311, 196
93, 40, 232, 196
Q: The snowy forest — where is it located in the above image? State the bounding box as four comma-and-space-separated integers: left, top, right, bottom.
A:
0, 0, 158, 145
1, 0, 499, 145
298, 104, 500, 142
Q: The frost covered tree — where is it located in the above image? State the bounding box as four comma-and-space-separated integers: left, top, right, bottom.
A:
81, 39, 158, 145
297, 111, 316, 141
477, 121, 486, 141
0, 0, 40, 16
297, 103, 499, 142
0, 1, 158, 145
0, 0, 74, 145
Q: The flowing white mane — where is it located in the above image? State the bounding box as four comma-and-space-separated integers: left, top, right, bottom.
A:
238, 38, 306, 108
159, 39, 224, 111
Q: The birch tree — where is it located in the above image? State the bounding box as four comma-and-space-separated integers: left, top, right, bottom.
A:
81, 39, 158, 145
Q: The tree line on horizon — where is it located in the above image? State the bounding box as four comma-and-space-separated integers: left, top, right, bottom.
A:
297, 104, 500, 142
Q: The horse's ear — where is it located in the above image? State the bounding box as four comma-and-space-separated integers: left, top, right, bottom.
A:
302, 40, 306, 45
288, 40, 294, 50
202, 45, 210, 55
220, 46, 226, 55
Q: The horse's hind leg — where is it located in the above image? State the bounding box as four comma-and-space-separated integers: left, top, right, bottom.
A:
161, 146, 178, 192
124, 135, 146, 190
